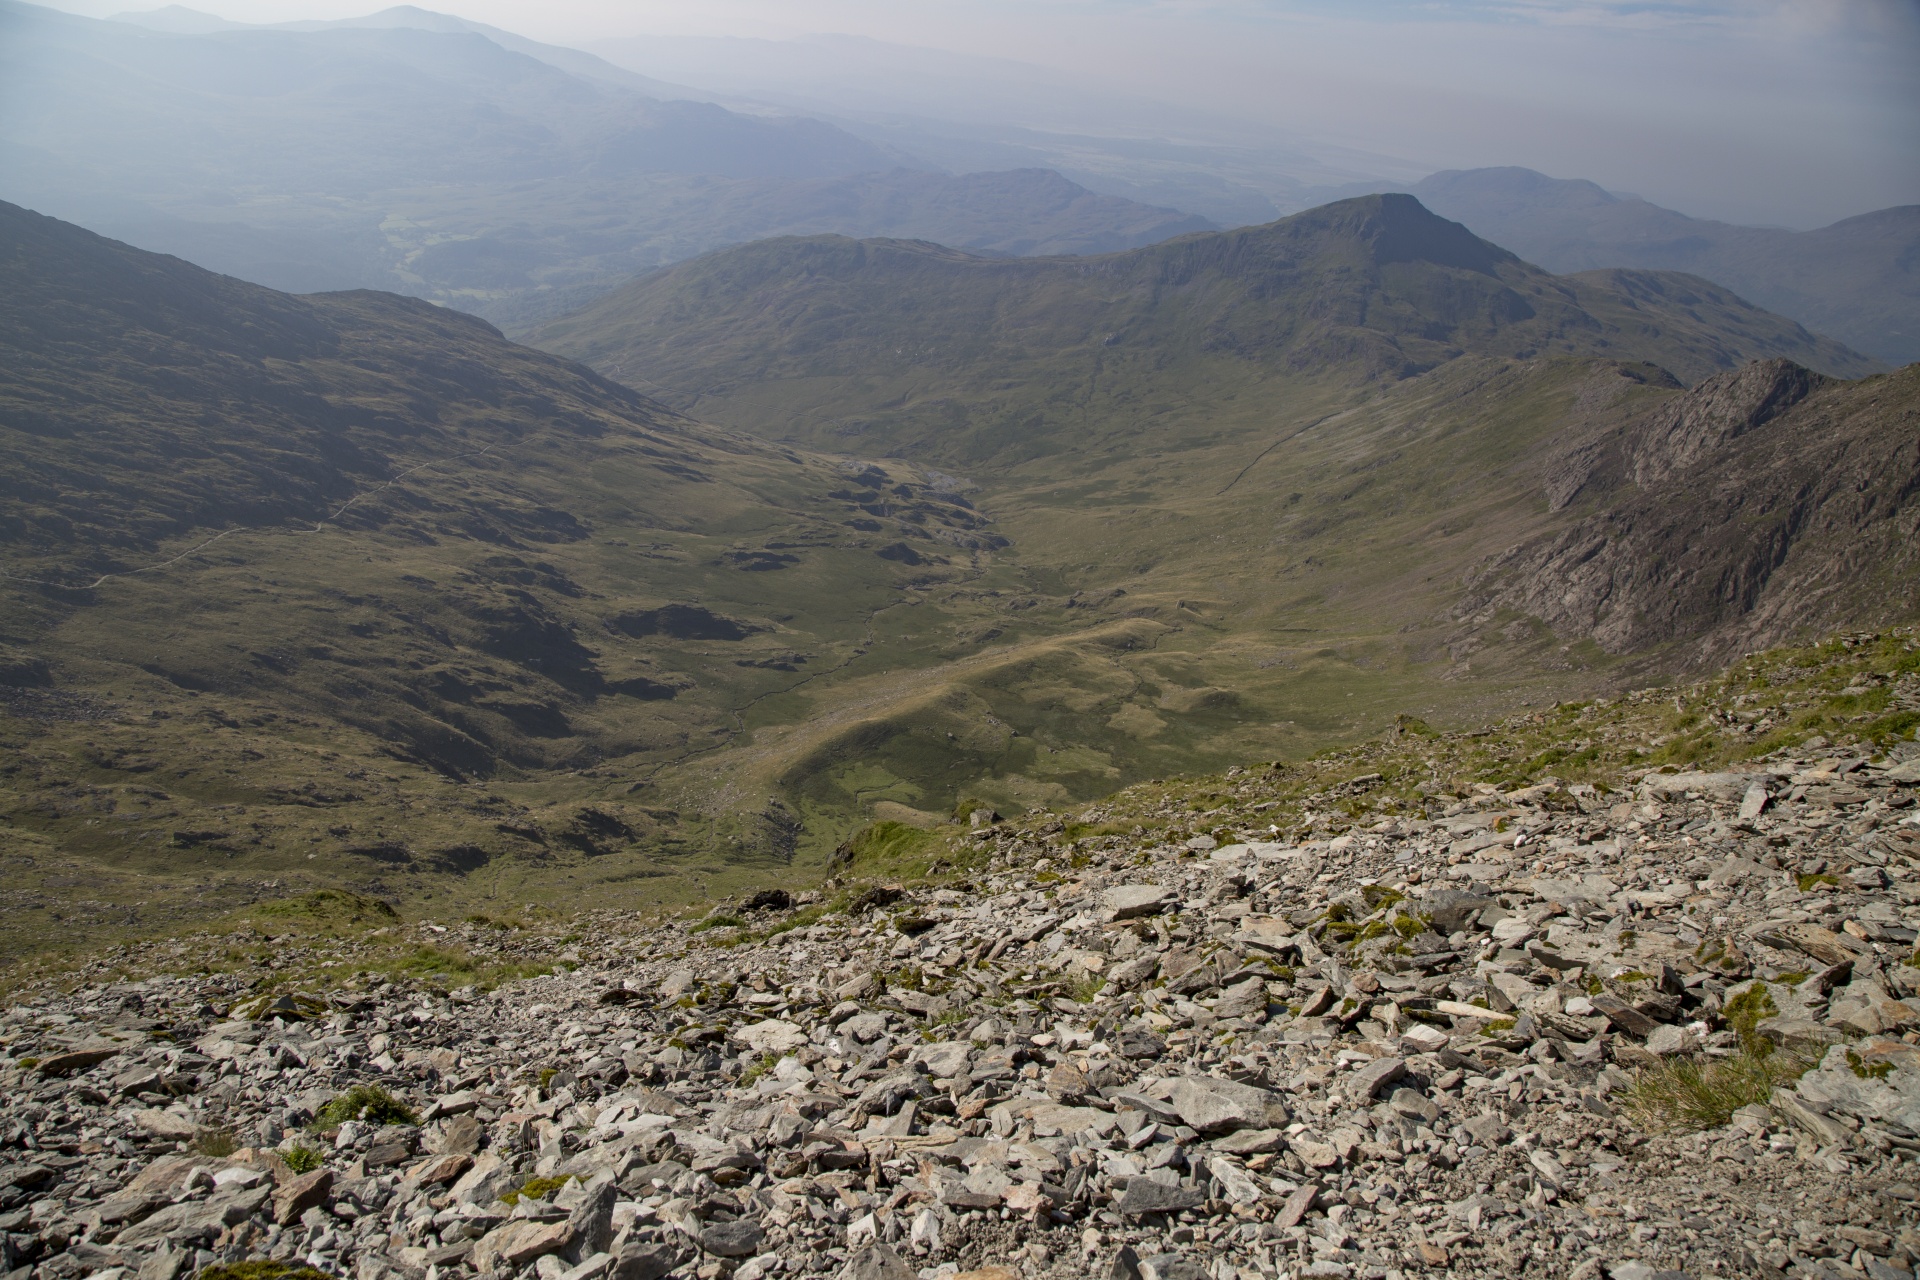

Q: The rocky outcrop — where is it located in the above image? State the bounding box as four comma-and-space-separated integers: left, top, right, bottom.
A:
1462, 360, 1920, 665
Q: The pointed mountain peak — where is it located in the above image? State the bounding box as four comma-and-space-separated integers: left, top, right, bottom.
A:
1247, 192, 1518, 276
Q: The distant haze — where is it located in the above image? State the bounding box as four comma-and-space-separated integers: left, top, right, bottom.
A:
32, 0, 1920, 229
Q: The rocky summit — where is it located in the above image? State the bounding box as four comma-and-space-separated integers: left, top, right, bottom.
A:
3, 631, 1920, 1280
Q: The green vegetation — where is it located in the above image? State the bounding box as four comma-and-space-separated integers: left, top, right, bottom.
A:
281, 1144, 323, 1175
832, 822, 951, 881
1722, 983, 1779, 1051
197, 1262, 334, 1280
500, 1175, 574, 1207
1846, 1050, 1893, 1081
312, 1085, 418, 1130
1626, 1047, 1809, 1131
193, 1127, 238, 1158
258, 893, 399, 929
738, 1052, 781, 1087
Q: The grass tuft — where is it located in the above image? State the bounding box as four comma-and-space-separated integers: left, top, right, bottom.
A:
500, 1174, 573, 1207
1624, 1047, 1809, 1131
198, 1263, 335, 1280
312, 1083, 418, 1129
193, 1127, 238, 1158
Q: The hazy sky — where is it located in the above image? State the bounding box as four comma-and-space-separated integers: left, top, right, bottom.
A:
37, 0, 1920, 227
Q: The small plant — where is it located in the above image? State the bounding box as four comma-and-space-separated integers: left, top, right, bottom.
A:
197, 1262, 334, 1280
1846, 1049, 1893, 1081
1064, 974, 1107, 1004
691, 914, 745, 933
281, 1143, 323, 1175
1625, 1046, 1809, 1131
312, 1084, 418, 1129
537, 1067, 560, 1090
1797, 873, 1841, 892
500, 1175, 573, 1207
738, 1052, 780, 1087
194, 1127, 238, 1158
1722, 981, 1779, 1051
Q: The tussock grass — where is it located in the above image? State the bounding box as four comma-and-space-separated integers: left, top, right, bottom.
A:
1624, 1046, 1810, 1132
312, 1084, 418, 1129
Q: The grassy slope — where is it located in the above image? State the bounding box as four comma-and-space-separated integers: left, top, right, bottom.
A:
0, 203, 1076, 958
1, 198, 1909, 966
524, 197, 1908, 851
10, 625, 1914, 998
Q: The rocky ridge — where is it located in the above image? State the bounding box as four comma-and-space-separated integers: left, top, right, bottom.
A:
5, 632, 1920, 1280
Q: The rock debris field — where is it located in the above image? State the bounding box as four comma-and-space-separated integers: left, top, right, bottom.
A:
6, 647, 1920, 1280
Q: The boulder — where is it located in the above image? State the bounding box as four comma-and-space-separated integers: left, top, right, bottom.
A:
1106, 886, 1176, 920
272, 1168, 332, 1226
1117, 1177, 1206, 1216
472, 1219, 577, 1271
733, 1020, 808, 1056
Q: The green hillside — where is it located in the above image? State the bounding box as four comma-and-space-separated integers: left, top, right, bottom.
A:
3, 197, 1913, 966
533, 195, 1880, 468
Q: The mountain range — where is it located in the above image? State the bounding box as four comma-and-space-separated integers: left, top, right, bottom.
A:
1355, 168, 1920, 367
8, 3, 1916, 367
5, 193, 1916, 956
0, 1, 1211, 331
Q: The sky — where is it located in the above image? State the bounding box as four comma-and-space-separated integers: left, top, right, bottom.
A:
32, 0, 1920, 227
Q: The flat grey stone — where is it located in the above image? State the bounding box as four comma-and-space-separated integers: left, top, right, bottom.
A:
1117, 1177, 1206, 1216
1107, 885, 1175, 919
697, 1218, 765, 1258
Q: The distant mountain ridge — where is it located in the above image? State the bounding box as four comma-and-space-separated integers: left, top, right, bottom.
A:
534, 193, 1881, 465
1343, 167, 1920, 366
0, 0, 1215, 330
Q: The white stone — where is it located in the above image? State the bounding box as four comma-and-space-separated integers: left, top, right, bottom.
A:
733, 1020, 808, 1056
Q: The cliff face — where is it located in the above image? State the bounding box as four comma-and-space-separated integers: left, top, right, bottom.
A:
1463, 359, 1920, 665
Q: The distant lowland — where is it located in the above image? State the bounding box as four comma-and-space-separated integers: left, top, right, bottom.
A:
0, 0, 1211, 331
0, 3, 1914, 364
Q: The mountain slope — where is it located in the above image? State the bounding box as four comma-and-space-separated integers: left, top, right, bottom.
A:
6, 201, 1915, 962
533, 193, 1912, 692
1458, 358, 1920, 666
534, 194, 1880, 467
0, 1, 1211, 331
0, 201, 1083, 950
1393, 167, 1920, 366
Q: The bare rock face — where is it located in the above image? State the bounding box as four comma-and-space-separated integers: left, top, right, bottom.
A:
1461, 359, 1920, 665
1627, 358, 1829, 487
